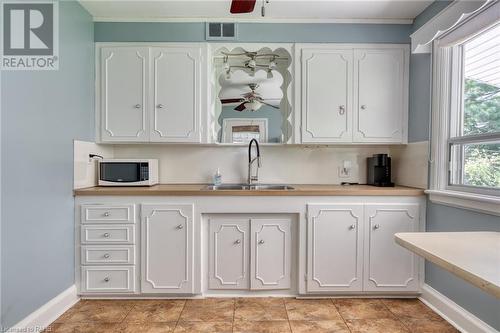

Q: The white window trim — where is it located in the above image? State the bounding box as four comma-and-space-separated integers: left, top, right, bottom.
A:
428, 12, 500, 217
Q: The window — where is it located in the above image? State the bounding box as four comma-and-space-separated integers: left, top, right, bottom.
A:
448, 24, 500, 195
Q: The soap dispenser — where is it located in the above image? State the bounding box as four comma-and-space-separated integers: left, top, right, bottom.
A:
213, 168, 222, 185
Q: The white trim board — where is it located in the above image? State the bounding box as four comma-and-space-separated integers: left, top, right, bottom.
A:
92, 17, 414, 24
10, 285, 79, 332
419, 284, 499, 333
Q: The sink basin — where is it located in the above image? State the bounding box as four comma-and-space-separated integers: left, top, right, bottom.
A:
205, 184, 294, 191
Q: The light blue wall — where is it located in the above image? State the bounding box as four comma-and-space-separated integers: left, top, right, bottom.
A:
0, 1, 94, 328
410, 2, 500, 330
95, 22, 412, 43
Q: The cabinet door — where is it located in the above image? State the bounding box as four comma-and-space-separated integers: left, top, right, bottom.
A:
101, 47, 149, 142
301, 48, 353, 143
141, 204, 194, 294
307, 204, 363, 292
150, 47, 202, 142
250, 219, 291, 290
208, 219, 250, 290
364, 204, 419, 292
353, 48, 407, 143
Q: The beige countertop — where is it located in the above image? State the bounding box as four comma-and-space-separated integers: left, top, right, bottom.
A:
395, 232, 500, 298
74, 184, 424, 196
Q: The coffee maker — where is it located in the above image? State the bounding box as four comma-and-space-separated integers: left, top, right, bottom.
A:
367, 154, 394, 187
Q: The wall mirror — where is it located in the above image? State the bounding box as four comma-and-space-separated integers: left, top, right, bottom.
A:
211, 46, 292, 144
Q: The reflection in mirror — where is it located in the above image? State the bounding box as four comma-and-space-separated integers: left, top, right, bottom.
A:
212, 47, 292, 144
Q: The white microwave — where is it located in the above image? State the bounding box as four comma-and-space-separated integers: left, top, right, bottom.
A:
98, 159, 159, 186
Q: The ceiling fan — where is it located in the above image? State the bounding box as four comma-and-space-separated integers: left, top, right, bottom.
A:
230, 0, 270, 16
221, 84, 280, 112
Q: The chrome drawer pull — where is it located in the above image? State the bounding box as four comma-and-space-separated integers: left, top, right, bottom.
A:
103, 233, 110, 238
103, 212, 110, 217
235, 239, 241, 244
104, 277, 110, 282
103, 253, 110, 259
177, 224, 184, 230
258, 240, 265, 244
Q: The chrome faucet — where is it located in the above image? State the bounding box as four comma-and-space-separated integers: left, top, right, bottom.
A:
247, 139, 261, 184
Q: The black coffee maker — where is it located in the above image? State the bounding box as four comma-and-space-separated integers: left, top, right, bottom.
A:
367, 154, 394, 187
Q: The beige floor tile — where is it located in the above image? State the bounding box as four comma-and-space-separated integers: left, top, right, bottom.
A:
55, 300, 134, 323
400, 318, 459, 333
235, 297, 285, 307
234, 305, 288, 321
345, 318, 409, 333
179, 305, 234, 322
233, 320, 292, 333
289, 320, 350, 333
45, 322, 119, 333
116, 322, 176, 333
185, 298, 234, 309
286, 299, 342, 321
123, 300, 185, 323
174, 321, 233, 333
334, 299, 395, 320
382, 299, 443, 320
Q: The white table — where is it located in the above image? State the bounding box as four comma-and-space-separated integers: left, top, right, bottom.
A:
395, 232, 500, 298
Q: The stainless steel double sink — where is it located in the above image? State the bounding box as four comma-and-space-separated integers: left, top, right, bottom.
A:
205, 184, 295, 191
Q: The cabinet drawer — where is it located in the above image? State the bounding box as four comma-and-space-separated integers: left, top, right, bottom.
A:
81, 266, 136, 293
81, 246, 135, 265
81, 205, 135, 224
81, 225, 135, 244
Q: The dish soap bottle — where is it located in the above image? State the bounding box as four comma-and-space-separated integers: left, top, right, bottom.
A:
213, 168, 222, 186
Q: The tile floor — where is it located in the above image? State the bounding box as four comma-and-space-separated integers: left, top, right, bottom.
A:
45, 298, 459, 333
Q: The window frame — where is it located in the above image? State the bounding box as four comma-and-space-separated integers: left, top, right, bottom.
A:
428, 21, 500, 216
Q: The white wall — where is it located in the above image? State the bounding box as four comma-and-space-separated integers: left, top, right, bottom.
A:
112, 145, 392, 184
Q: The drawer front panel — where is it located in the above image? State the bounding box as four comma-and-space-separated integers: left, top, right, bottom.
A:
82, 205, 135, 224
81, 246, 135, 265
81, 225, 135, 244
81, 266, 135, 293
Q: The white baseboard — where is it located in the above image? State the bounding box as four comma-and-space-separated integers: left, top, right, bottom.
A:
11, 285, 79, 332
419, 284, 498, 333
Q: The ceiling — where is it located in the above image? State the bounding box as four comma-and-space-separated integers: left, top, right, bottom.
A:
79, 0, 433, 23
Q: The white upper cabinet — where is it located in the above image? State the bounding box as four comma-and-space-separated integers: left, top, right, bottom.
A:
250, 219, 291, 290
353, 48, 408, 143
296, 44, 408, 144
98, 44, 205, 143
151, 47, 202, 142
363, 204, 420, 292
301, 48, 353, 143
100, 47, 149, 142
306, 204, 363, 292
141, 204, 194, 294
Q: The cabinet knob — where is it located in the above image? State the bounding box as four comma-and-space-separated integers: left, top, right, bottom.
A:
103, 233, 110, 238
157, 104, 164, 109
373, 224, 380, 230
134, 104, 141, 109
235, 239, 241, 244
361, 105, 367, 110
349, 224, 356, 230
258, 239, 265, 244
104, 277, 110, 282
103, 212, 110, 217
177, 224, 184, 230
103, 253, 110, 259
339, 105, 345, 115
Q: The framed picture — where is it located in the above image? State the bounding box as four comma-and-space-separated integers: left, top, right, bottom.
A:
221, 118, 268, 143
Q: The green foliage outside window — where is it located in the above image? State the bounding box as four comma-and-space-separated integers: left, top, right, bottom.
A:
462, 79, 500, 188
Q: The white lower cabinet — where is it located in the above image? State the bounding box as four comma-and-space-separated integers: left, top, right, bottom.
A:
141, 204, 194, 294
307, 203, 420, 294
306, 204, 364, 292
208, 217, 292, 291
208, 219, 250, 290
363, 204, 420, 292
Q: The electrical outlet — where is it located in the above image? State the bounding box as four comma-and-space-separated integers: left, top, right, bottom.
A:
338, 160, 352, 178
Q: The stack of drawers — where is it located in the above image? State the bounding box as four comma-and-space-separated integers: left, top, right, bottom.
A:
79, 204, 137, 294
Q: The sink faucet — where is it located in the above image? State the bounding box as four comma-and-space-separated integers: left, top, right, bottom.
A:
247, 139, 261, 184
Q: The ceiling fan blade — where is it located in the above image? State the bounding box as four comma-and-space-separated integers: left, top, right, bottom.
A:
234, 102, 247, 111
221, 98, 244, 104
230, 0, 256, 14
260, 101, 280, 109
